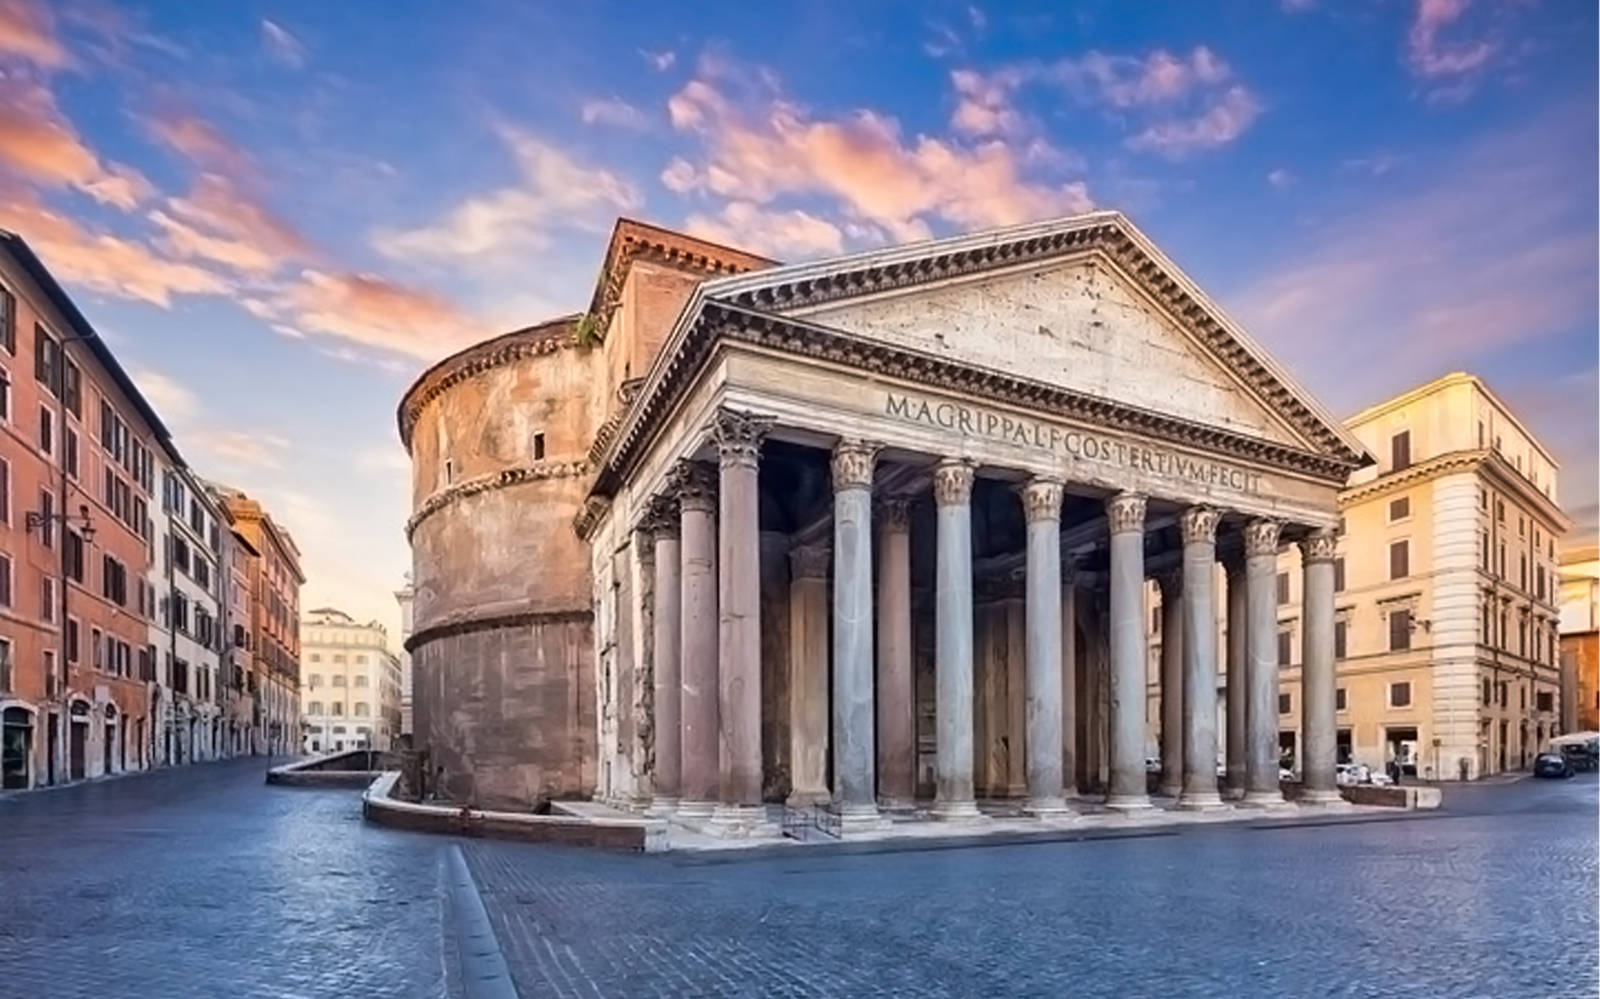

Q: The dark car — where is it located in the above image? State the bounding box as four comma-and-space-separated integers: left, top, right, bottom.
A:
1532, 753, 1573, 779
1560, 742, 1598, 773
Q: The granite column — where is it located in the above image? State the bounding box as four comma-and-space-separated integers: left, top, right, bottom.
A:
875, 498, 915, 809
1242, 518, 1285, 807
1177, 506, 1225, 811
674, 462, 719, 818
933, 459, 979, 821
1106, 492, 1152, 811
1300, 528, 1341, 805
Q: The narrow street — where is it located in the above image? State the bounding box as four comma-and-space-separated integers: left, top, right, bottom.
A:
1, 761, 1594, 998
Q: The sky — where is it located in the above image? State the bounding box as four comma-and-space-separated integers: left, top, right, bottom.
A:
0, 0, 1594, 638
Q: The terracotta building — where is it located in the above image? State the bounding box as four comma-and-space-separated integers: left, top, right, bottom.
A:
400, 213, 1377, 829
0, 230, 174, 789
1559, 546, 1599, 733
216, 488, 303, 757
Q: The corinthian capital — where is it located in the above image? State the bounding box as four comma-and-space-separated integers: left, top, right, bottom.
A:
711, 409, 774, 469
1156, 568, 1183, 598
1243, 518, 1282, 558
789, 544, 831, 581
669, 460, 718, 513
1180, 506, 1220, 546
1020, 477, 1064, 523
641, 494, 679, 538
932, 459, 975, 508
1299, 527, 1337, 564
1105, 492, 1147, 535
877, 497, 912, 533
830, 439, 880, 492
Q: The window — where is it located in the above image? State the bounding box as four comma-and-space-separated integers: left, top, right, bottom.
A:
63, 426, 77, 479
331, 702, 343, 716
354, 674, 368, 687
1482, 679, 1491, 706
1278, 693, 1291, 715
355, 654, 367, 664
61, 360, 80, 417
0, 284, 13, 353
1388, 496, 1410, 521
532, 431, 545, 461
308, 653, 321, 663
101, 555, 127, 606
1333, 557, 1345, 593
34, 325, 59, 391
354, 702, 369, 717
0, 637, 9, 691
444, 459, 453, 484
1277, 627, 1293, 667
1335, 688, 1347, 712
1389, 682, 1412, 708
332, 675, 345, 686
91, 627, 103, 669
1276, 572, 1289, 605
308, 701, 322, 715
38, 488, 53, 547
1536, 691, 1554, 713
1496, 499, 1505, 523
1389, 540, 1409, 580
0, 364, 9, 421
64, 530, 84, 583
1477, 421, 1484, 448
0, 457, 8, 525
1389, 608, 1412, 652
0, 553, 10, 607
65, 618, 78, 663
308, 674, 321, 689
38, 405, 52, 456
40, 576, 55, 623
1390, 430, 1411, 471
1334, 619, 1347, 660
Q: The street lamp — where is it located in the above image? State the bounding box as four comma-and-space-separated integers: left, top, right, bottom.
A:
26, 502, 95, 543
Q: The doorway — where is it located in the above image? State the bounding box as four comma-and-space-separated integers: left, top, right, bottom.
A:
103, 705, 117, 776
69, 702, 89, 781
46, 712, 58, 784
2, 707, 32, 789
1385, 726, 1419, 777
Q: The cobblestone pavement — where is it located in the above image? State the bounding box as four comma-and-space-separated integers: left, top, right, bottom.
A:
465, 775, 1599, 998
0, 757, 452, 999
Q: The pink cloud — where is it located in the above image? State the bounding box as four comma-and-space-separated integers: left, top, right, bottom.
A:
1126, 85, 1262, 159
665, 67, 1092, 242
0, 75, 152, 208
1407, 0, 1493, 79
143, 111, 254, 176
0, 0, 67, 67
684, 201, 843, 260
271, 270, 487, 361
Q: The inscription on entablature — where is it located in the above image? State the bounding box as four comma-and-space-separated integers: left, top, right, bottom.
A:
884, 391, 1264, 495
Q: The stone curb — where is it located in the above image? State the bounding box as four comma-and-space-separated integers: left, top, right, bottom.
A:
445, 845, 520, 999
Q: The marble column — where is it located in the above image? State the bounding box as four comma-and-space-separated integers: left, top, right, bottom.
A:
1106, 492, 1152, 811
1060, 562, 1079, 798
1022, 478, 1068, 817
674, 461, 719, 818
1157, 570, 1184, 798
711, 411, 772, 833
1223, 553, 1248, 799
1299, 528, 1341, 805
830, 440, 886, 831
1242, 518, 1285, 807
1177, 506, 1225, 811
932, 459, 980, 821
647, 498, 682, 816
786, 543, 830, 806
876, 498, 915, 808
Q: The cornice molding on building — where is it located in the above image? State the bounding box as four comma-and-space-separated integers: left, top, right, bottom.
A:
572, 494, 612, 542
1477, 452, 1571, 533
587, 303, 1360, 504
404, 460, 592, 541
397, 317, 580, 450
404, 607, 590, 653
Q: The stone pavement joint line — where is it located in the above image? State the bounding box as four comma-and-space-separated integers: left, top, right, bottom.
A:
447, 844, 521, 999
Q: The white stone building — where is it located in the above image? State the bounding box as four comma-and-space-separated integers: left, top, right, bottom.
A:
300, 608, 403, 752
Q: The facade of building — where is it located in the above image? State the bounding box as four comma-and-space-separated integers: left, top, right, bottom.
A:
216, 488, 303, 757
400, 213, 1373, 828
1558, 546, 1599, 733
1270, 373, 1568, 780
299, 607, 403, 752
394, 580, 414, 738
219, 511, 261, 754
148, 460, 225, 766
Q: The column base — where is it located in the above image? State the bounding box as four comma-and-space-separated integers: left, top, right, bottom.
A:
876, 795, 916, 812
1104, 793, 1155, 813
786, 789, 831, 808
708, 803, 777, 837
645, 795, 679, 818
1237, 790, 1290, 810
932, 798, 984, 822
832, 803, 892, 836
674, 799, 716, 820
1298, 788, 1349, 808
1222, 783, 1246, 801
1022, 796, 1076, 820
1175, 789, 1228, 812
1157, 782, 1183, 798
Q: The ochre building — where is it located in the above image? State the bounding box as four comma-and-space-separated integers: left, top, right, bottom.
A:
399, 213, 1373, 827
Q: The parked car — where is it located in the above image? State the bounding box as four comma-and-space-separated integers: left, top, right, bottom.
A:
1533, 753, 1573, 779
1559, 742, 1597, 773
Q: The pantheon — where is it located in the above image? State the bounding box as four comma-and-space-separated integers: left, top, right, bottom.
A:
398, 211, 1372, 833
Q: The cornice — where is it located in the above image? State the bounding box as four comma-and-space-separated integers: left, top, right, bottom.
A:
588, 303, 1358, 500
397, 317, 579, 450
406, 608, 590, 654
405, 461, 591, 541
1340, 449, 1571, 533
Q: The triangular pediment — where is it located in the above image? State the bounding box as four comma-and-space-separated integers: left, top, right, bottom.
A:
793, 254, 1304, 448
701, 211, 1370, 467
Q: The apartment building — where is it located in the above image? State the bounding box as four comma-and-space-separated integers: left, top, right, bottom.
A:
1558, 546, 1598, 733
148, 459, 224, 766
0, 231, 172, 789
217, 487, 303, 757
219, 510, 261, 754
1273, 373, 1568, 779
300, 607, 403, 752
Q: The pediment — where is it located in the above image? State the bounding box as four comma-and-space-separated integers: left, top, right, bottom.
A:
791, 253, 1307, 449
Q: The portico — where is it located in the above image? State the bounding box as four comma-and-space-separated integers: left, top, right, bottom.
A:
579, 212, 1370, 836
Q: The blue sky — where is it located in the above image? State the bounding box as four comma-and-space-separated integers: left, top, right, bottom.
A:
0, 0, 1593, 633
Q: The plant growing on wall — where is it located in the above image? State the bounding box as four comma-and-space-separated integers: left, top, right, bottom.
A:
573, 312, 601, 347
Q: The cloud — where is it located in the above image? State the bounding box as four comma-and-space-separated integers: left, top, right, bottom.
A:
1053, 46, 1233, 109
949, 68, 1026, 138
143, 111, 253, 176
260, 19, 305, 69
580, 97, 648, 130
129, 367, 199, 424
684, 201, 842, 259
260, 269, 488, 361
1407, 0, 1492, 79
0, 75, 152, 208
0, 187, 229, 305
374, 124, 640, 266
0, 0, 68, 67
641, 48, 675, 71
1126, 85, 1262, 159
664, 65, 1092, 243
